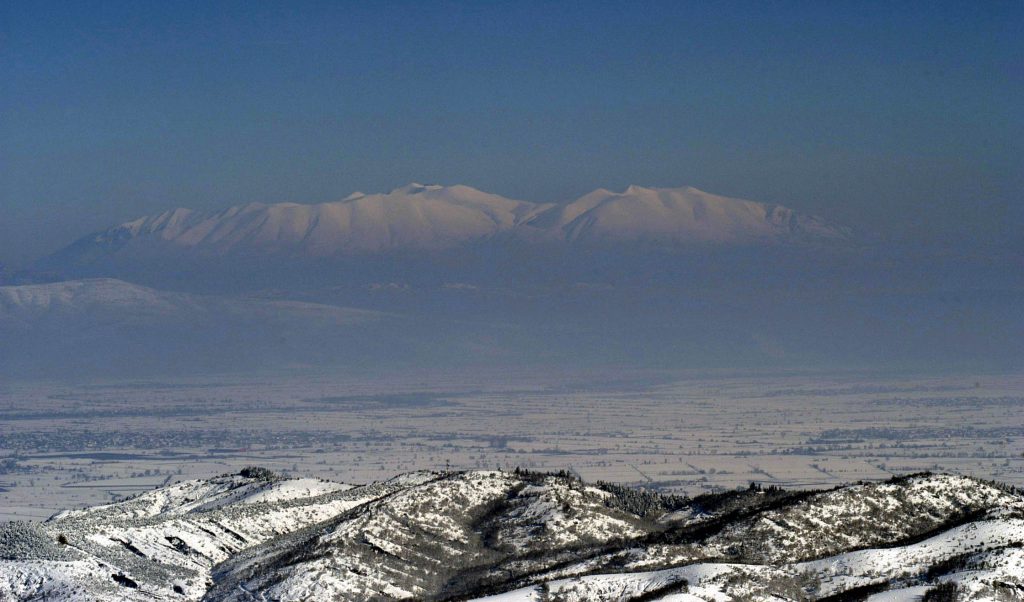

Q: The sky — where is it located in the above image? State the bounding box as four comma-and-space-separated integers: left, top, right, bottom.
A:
2, 1, 1021, 267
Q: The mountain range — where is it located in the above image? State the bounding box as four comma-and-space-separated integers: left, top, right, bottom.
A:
45, 184, 851, 270
5, 184, 1020, 377
1, 469, 1021, 600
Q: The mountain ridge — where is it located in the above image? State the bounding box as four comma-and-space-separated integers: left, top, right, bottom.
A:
0, 278, 410, 377
0, 278, 385, 325
45, 184, 852, 271
0, 469, 1020, 601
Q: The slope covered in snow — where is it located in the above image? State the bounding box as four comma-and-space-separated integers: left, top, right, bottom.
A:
48, 184, 544, 264
0, 471, 426, 601
524, 185, 850, 245
45, 184, 850, 272
0, 278, 394, 376
0, 278, 380, 326
1, 470, 1020, 601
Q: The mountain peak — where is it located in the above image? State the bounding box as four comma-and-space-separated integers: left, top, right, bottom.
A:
391, 182, 445, 195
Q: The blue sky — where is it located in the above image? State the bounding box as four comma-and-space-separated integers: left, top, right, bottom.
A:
2, 1, 1021, 265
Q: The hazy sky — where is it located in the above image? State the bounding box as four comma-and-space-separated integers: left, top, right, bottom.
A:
2, 1, 1021, 266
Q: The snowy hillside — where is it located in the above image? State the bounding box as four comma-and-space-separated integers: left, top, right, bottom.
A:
525, 185, 851, 244
0, 278, 399, 376
45, 184, 850, 270
0, 278, 381, 326
1, 470, 1020, 601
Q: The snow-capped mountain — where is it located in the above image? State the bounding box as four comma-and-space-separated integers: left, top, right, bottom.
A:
45, 184, 850, 271
46, 184, 541, 266
2, 470, 1020, 601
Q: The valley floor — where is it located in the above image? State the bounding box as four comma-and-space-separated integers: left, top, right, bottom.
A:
1, 369, 1021, 522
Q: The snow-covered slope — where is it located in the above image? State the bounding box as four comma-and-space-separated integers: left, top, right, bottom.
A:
0, 278, 395, 376
0, 278, 385, 337
46, 184, 850, 271
524, 185, 851, 244
0, 278, 379, 327
0, 471, 424, 601
1, 470, 1020, 601
49, 184, 544, 264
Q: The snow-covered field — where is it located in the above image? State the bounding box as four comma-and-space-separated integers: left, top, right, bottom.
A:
2, 371, 1021, 524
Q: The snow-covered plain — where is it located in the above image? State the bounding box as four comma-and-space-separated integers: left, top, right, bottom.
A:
2, 371, 1022, 526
